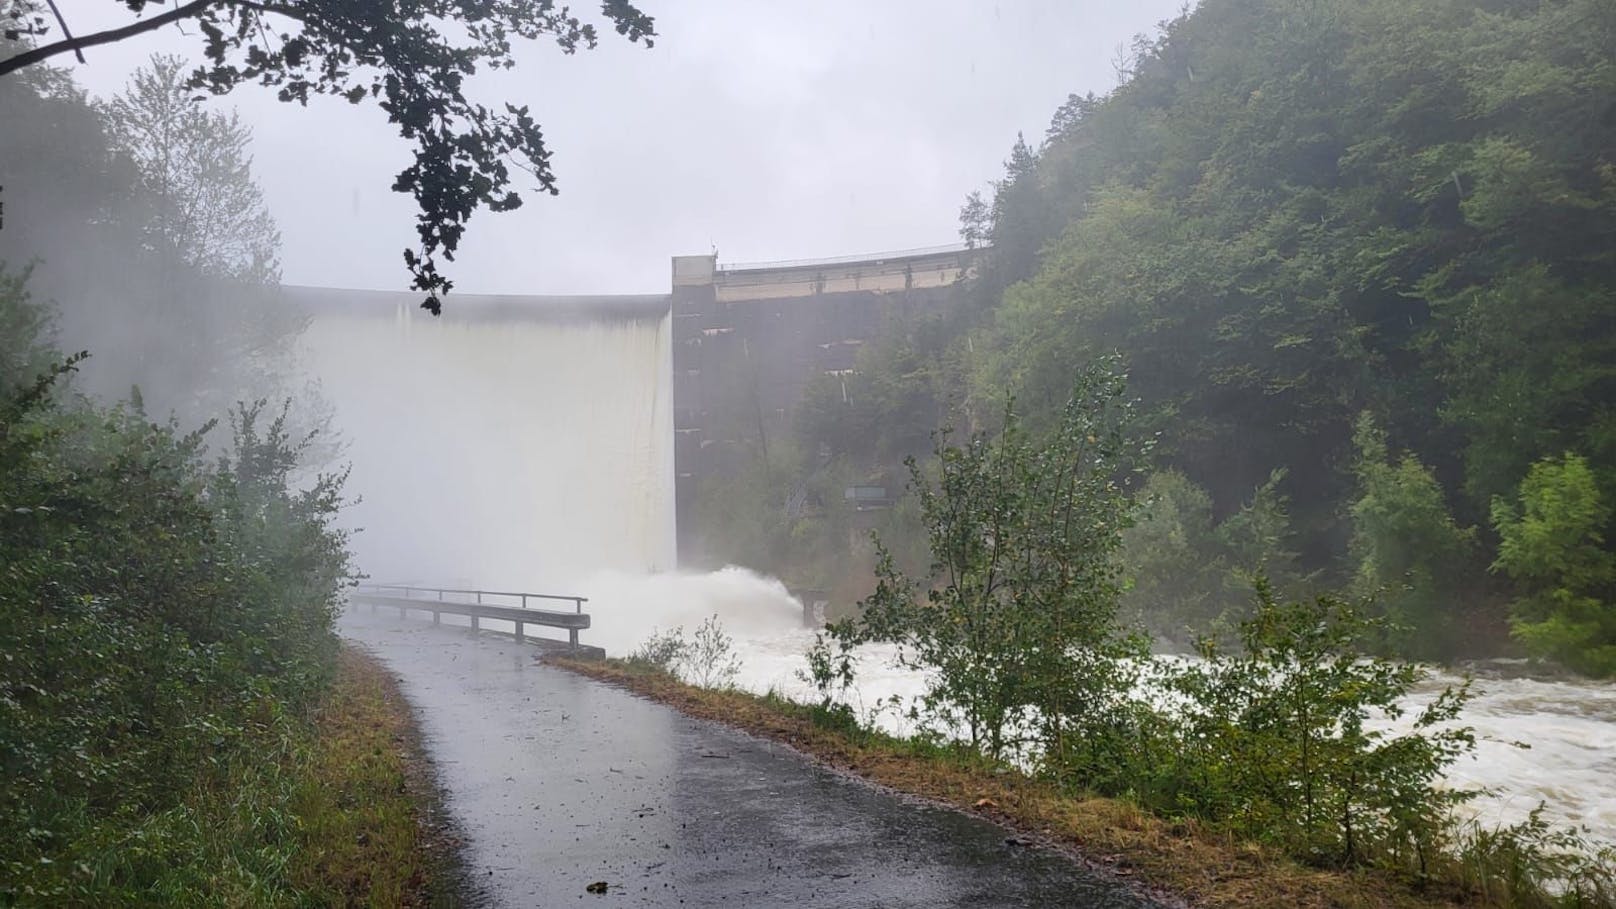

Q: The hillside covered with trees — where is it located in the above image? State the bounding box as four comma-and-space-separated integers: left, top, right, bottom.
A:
0, 46, 437, 901
703, 0, 1616, 674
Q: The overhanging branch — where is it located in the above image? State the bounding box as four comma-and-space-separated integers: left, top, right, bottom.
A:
41, 0, 86, 64
0, 0, 220, 77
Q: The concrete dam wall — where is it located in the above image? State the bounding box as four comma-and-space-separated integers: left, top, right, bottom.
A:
286, 245, 980, 577
293, 287, 676, 589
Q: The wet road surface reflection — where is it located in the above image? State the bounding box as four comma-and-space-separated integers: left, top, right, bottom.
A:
341, 610, 1157, 908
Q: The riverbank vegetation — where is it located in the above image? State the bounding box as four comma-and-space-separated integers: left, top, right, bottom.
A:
805, 375, 1612, 904
690, 0, 1616, 677
0, 268, 455, 902
0, 47, 458, 899
558, 648, 1613, 909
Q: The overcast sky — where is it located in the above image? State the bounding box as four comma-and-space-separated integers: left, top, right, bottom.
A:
65, 1, 1188, 295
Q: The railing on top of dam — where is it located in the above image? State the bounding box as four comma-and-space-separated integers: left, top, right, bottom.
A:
349, 583, 594, 649
715, 243, 976, 274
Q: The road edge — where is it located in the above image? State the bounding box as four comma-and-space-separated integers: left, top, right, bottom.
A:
546, 656, 1464, 909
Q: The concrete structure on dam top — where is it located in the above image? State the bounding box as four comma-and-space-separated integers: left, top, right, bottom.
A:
287, 243, 982, 565
669, 245, 979, 558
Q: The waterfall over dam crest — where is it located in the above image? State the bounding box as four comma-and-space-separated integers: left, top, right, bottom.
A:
293, 286, 677, 591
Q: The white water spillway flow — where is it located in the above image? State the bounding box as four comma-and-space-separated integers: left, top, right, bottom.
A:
296, 290, 804, 653
298, 293, 677, 589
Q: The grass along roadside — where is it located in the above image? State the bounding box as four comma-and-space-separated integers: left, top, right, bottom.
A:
15, 643, 463, 906
288, 643, 466, 907
549, 655, 1482, 909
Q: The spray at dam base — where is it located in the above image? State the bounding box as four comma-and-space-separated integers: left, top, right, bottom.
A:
293, 280, 1616, 858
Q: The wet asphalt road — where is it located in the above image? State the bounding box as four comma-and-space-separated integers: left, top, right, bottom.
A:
340, 610, 1157, 908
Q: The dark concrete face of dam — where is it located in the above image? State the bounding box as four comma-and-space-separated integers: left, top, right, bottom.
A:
669, 246, 980, 559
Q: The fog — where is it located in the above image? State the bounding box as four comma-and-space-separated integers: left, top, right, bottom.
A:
299, 301, 676, 587
6, 0, 1615, 901
61, 0, 1190, 294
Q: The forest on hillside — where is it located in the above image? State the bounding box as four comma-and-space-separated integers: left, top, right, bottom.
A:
697, 0, 1616, 675
0, 44, 369, 899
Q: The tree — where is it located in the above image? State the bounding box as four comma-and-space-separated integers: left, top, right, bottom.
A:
1348, 413, 1477, 660
1491, 453, 1616, 677
1117, 469, 1225, 640
831, 362, 1143, 765
0, 0, 656, 313
1119, 467, 1307, 644
100, 54, 319, 429
104, 54, 280, 284
1043, 90, 1099, 145
1158, 584, 1476, 869
957, 190, 989, 249
981, 133, 1055, 286
0, 53, 322, 432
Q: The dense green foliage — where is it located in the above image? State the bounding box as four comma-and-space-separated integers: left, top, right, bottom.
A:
1491, 453, 1616, 676
0, 275, 354, 902
809, 371, 1614, 901
1348, 413, 1480, 658
830, 365, 1142, 761
1117, 467, 1308, 644
1145, 585, 1476, 871
772, 0, 1616, 672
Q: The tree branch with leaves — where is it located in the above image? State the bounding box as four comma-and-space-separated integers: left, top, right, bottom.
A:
1, 0, 655, 313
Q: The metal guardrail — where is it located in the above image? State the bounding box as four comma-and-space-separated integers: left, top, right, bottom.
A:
360, 583, 586, 611
350, 584, 592, 648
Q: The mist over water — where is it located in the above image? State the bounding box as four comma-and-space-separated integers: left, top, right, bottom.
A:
300, 298, 805, 650
574, 566, 803, 656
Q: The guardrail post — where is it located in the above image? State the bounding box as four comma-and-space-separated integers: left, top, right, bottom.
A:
569, 628, 579, 648
515, 621, 524, 642
432, 610, 440, 625
471, 615, 480, 632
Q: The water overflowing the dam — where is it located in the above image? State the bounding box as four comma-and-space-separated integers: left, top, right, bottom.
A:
294, 286, 801, 645
297, 289, 678, 588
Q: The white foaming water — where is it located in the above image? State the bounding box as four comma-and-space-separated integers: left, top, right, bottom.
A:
572, 565, 803, 657
1420, 671, 1616, 839
722, 623, 1616, 850
300, 296, 1614, 854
